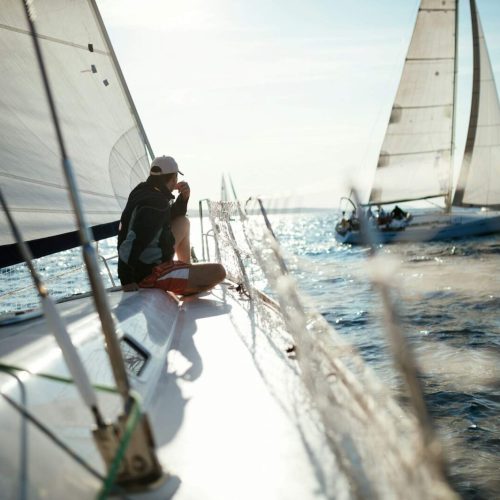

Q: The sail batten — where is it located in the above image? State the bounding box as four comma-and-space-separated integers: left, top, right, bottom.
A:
0, 0, 150, 266
364, 193, 446, 207
406, 58, 455, 61
0, 23, 109, 54
399, 104, 453, 110
369, 0, 457, 205
380, 149, 451, 157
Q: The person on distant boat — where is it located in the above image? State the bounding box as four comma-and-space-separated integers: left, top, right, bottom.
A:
376, 204, 391, 225
340, 211, 349, 230
390, 205, 407, 220
117, 155, 226, 295
348, 208, 360, 230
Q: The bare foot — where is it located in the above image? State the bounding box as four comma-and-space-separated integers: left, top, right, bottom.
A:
122, 283, 140, 292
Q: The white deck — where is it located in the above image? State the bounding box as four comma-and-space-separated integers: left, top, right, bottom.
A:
0, 285, 338, 499
139, 286, 338, 499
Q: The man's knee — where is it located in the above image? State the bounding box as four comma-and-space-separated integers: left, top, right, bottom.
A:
204, 263, 226, 285
214, 263, 226, 283
188, 263, 226, 288
183, 262, 226, 294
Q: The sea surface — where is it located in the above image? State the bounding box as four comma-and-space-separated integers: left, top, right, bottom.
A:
1, 210, 499, 499
267, 211, 500, 500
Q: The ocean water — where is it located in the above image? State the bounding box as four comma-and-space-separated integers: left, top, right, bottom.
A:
1, 211, 499, 498
267, 211, 500, 500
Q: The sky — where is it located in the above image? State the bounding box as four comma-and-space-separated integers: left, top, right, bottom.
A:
97, 0, 500, 209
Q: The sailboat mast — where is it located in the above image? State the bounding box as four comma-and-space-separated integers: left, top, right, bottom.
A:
447, 0, 460, 212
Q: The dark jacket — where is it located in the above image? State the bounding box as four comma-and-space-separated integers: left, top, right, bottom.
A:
117, 178, 188, 285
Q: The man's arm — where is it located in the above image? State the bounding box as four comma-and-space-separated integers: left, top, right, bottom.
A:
171, 181, 190, 218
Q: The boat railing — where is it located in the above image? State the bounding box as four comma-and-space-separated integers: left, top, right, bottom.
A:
0, 243, 119, 317
198, 198, 216, 262
98, 253, 117, 287
95, 241, 118, 287
338, 195, 358, 214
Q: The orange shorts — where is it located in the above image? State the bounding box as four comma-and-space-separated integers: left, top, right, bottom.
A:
139, 260, 191, 295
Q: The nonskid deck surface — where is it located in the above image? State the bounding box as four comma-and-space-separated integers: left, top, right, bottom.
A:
0, 285, 338, 499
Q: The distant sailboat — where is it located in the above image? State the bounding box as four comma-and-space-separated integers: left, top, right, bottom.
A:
336, 0, 500, 244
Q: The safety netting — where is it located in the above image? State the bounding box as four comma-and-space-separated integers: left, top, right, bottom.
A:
206, 199, 456, 500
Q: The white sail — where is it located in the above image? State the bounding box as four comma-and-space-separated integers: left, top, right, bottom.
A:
453, 0, 500, 208
0, 0, 150, 252
369, 0, 457, 205
221, 174, 229, 201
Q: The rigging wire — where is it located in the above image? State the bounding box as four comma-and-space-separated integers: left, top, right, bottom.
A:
0, 362, 147, 498
19, 3, 165, 491
0, 188, 106, 429
20, 0, 132, 407
0, 391, 105, 483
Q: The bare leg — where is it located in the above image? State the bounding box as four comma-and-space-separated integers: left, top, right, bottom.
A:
183, 263, 226, 295
171, 216, 191, 263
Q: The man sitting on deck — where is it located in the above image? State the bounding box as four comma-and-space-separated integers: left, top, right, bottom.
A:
117, 155, 226, 295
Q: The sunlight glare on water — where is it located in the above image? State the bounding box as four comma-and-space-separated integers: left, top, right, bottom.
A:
268, 211, 500, 499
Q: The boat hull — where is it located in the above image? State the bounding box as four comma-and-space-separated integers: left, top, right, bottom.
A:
336, 211, 500, 245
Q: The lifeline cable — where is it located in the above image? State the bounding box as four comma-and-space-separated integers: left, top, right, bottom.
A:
0, 362, 144, 499
213, 198, 458, 499
0, 188, 106, 428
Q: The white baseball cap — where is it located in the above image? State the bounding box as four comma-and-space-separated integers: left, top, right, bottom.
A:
150, 156, 184, 175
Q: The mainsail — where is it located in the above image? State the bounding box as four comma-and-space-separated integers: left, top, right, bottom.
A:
369, 0, 457, 206
0, 0, 151, 266
453, 0, 500, 208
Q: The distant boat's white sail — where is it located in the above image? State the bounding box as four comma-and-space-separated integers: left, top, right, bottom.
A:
369, 0, 457, 205
0, 0, 150, 262
453, 0, 500, 208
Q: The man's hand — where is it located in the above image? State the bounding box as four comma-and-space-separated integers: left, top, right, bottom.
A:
176, 181, 190, 200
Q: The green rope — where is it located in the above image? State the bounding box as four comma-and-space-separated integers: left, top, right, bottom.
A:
97, 391, 143, 500
0, 362, 118, 394
0, 363, 148, 499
